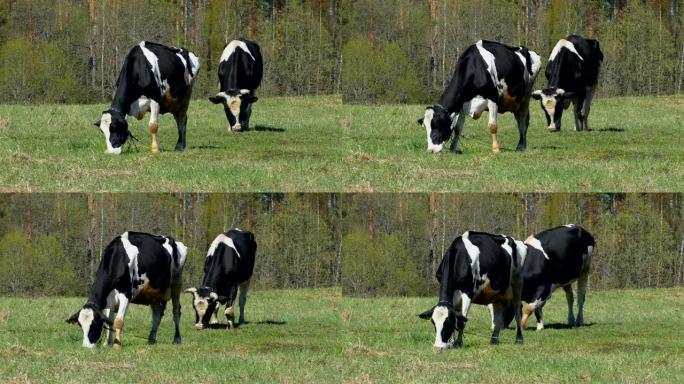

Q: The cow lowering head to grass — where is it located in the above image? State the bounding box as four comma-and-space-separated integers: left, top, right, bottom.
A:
208, 39, 263, 132
185, 229, 256, 330
418, 40, 541, 154
419, 231, 526, 349
95, 41, 199, 154
531, 35, 603, 132
66, 231, 187, 348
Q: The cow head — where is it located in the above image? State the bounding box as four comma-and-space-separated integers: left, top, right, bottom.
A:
94, 109, 130, 154
209, 89, 258, 131
185, 287, 225, 329
531, 88, 575, 132
418, 303, 466, 349
417, 105, 453, 153
66, 303, 113, 348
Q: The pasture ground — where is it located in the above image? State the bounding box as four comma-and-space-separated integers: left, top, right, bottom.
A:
0, 95, 682, 192
341, 288, 684, 383
0, 288, 341, 383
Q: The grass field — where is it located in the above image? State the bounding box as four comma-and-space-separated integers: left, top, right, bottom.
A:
0, 288, 341, 383
0, 95, 682, 192
341, 288, 684, 383
1, 288, 683, 383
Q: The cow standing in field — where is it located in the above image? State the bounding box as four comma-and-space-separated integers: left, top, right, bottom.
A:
66, 232, 188, 348
185, 229, 256, 330
532, 35, 603, 132
418, 40, 541, 154
94, 41, 200, 154
419, 231, 527, 348
209, 39, 263, 132
515, 224, 595, 330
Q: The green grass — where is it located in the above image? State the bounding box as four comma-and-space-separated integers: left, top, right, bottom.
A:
0, 288, 341, 383
0, 95, 682, 192
341, 288, 684, 383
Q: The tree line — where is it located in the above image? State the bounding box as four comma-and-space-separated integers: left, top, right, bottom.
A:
0, 0, 682, 104
0, 193, 682, 297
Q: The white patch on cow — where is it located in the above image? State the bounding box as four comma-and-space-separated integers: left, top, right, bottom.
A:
162, 238, 173, 257
549, 39, 584, 62
139, 42, 163, 93
529, 50, 542, 77
461, 231, 481, 281
176, 241, 188, 267
78, 308, 96, 348
501, 237, 513, 258
431, 305, 451, 349
515, 240, 528, 264
215, 91, 243, 130
188, 52, 200, 78
462, 96, 489, 118
423, 108, 443, 153
524, 236, 550, 260
120, 232, 140, 282
129, 97, 152, 120
564, 224, 576, 228
207, 234, 241, 258
220, 40, 256, 63
475, 40, 499, 92
99, 112, 120, 155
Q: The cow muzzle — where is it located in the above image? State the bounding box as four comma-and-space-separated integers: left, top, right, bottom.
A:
427, 143, 444, 153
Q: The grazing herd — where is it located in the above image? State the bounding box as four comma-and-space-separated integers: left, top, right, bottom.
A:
420, 224, 595, 349
93, 35, 602, 155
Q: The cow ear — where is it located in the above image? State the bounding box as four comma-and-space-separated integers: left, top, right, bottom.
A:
417, 118, 424, 126
94, 120, 101, 128
66, 311, 80, 324
418, 307, 435, 320
184, 287, 197, 295
208, 95, 224, 104
531, 90, 543, 100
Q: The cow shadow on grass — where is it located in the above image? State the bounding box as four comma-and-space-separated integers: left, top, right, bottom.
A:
252, 125, 286, 133
534, 322, 596, 330
598, 127, 625, 133
203, 320, 287, 330
189, 145, 223, 150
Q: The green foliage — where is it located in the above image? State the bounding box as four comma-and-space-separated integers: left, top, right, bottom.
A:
0, 39, 83, 103
341, 38, 425, 103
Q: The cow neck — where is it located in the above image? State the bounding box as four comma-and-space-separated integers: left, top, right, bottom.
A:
85, 272, 114, 310
436, 84, 466, 116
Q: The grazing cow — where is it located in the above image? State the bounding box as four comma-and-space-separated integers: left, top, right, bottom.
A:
94, 41, 200, 154
418, 231, 527, 348
66, 232, 187, 348
532, 35, 603, 132
418, 40, 541, 154
209, 39, 263, 132
515, 224, 595, 330
185, 229, 256, 330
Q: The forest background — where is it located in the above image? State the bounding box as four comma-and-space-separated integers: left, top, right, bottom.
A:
0, 0, 682, 104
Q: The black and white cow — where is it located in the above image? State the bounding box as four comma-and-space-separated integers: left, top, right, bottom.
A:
532, 35, 603, 132
66, 232, 187, 348
418, 40, 541, 154
94, 41, 200, 154
514, 224, 595, 330
419, 231, 527, 348
209, 39, 263, 132
185, 229, 256, 330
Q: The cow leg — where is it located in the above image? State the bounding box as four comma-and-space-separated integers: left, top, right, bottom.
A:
488, 303, 495, 331
242, 102, 253, 131
572, 98, 582, 132
563, 284, 575, 326
209, 305, 220, 325
490, 302, 505, 345
449, 113, 466, 153
514, 105, 530, 152
512, 272, 524, 344
454, 292, 471, 348
147, 301, 165, 345
581, 86, 596, 131
103, 291, 117, 346
238, 279, 251, 325
576, 271, 589, 326
224, 285, 239, 329
174, 112, 187, 152
487, 101, 500, 154
171, 287, 182, 344
148, 100, 160, 153
534, 307, 544, 331
113, 293, 130, 348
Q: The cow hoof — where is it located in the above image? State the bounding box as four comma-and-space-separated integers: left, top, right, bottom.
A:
173, 338, 182, 345
515, 338, 524, 344
227, 321, 234, 330
515, 146, 526, 152
492, 148, 501, 154
174, 145, 185, 152
113, 341, 122, 349
490, 338, 499, 345
151, 147, 159, 154
147, 339, 157, 345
